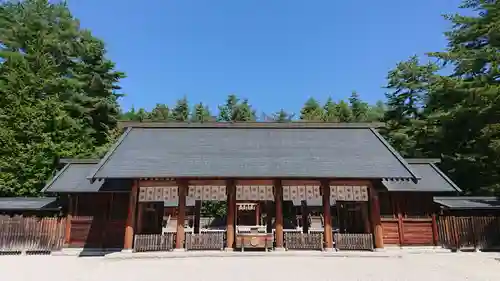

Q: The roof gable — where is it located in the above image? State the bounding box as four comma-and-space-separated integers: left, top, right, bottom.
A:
382, 160, 461, 192
43, 162, 130, 193
89, 124, 419, 180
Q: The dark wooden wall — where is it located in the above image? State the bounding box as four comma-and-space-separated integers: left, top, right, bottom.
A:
69, 193, 129, 249
379, 192, 438, 246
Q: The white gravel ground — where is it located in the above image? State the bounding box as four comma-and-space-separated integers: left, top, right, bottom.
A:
2, 252, 500, 281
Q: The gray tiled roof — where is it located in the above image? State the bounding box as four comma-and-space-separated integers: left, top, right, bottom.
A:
0, 197, 59, 211
89, 125, 420, 180
43, 163, 130, 193
434, 197, 500, 210
382, 160, 461, 192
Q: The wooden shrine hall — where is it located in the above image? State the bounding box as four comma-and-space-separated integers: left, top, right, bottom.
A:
41, 122, 462, 252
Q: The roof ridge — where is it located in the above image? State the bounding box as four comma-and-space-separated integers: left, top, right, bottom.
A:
369, 128, 421, 181
118, 121, 385, 129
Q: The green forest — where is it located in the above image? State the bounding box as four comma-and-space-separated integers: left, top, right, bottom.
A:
1, 0, 499, 198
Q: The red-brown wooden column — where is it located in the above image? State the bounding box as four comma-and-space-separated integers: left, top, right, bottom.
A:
226, 180, 236, 250
369, 184, 384, 250
322, 181, 334, 250
175, 181, 187, 250
274, 179, 284, 250
64, 194, 73, 246
123, 180, 139, 251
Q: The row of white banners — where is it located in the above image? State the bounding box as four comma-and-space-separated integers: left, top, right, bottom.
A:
138, 185, 369, 203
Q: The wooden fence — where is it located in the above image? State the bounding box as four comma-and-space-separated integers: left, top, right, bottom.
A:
381, 217, 436, 246
334, 233, 373, 250
438, 216, 500, 251
0, 216, 65, 254
133, 232, 176, 252
185, 230, 225, 250
284, 231, 323, 250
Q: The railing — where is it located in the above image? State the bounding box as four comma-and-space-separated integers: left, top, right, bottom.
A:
133, 232, 176, 252
438, 215, 500, 251
334, 233, 373, 251
0, 216, 65, 254
185, 229, 225, 250
284, 230, 323, 250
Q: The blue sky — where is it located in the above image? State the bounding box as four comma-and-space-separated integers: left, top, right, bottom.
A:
67, 0, 462, 115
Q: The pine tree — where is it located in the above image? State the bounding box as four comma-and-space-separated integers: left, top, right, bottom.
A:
171, 97, 190, 122
233, 99, 256, 121
150, 104, 170, 121
217, 94, 239, 122
322, 97, 339, 122
426, 0, 500, 194
381, 56, 438, 157
348, 91, 369, 122
273, 109, 294, 122
0, 0, 123, 196
335, 100, 353, 122
300, 97, 323, 121
191, 102, 211, 122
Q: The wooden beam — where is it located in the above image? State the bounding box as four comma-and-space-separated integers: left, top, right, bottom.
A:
123, 180, 139, 250
64, 194, 73, 246
274, 179, 284, 249
226, 180, 236, 250
369, 184, 384, 249
175, 181, 187, 249
322, 181, 333, 249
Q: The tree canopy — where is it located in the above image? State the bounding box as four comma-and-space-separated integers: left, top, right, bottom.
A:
0, 0, 124, 196
1, 0, 499, 198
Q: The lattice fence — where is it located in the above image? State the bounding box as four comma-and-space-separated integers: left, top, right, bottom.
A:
185, 230, 225, 250
133, 232, 176, 252
334, 233, 373, 250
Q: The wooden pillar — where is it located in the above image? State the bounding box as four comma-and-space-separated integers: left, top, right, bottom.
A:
175, 181, 187, 250
369, 185, 384, 249
255, 203, 260, 225
274, 179, 284, 249
194, 200, 202, 233
431, 213, 438, 246
266, 202, 273, 233
322, 181, 333, 250
123, 180, 139, 250
396, 193, 404, 245
64, 194, 73, 246
361, 202, 370, 233
301, 201, 309, 233
136, 203, 144, 234
226, 180, 236, 250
